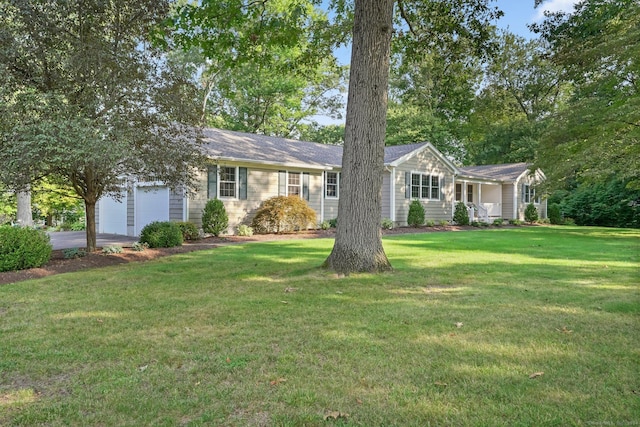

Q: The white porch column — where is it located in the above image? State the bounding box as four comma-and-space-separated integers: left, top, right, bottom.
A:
390, 167, 396, 222
320, 171, 325, 223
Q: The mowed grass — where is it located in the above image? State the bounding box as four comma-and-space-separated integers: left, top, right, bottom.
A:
1, 226, 638, 426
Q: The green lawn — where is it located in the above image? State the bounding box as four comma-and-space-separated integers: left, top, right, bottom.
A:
1, 226, 638, 426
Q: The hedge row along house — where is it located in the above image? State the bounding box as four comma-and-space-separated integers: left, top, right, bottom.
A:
96, 128, 546, 236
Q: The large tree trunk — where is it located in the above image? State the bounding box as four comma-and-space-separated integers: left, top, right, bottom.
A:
324, 0, 394, 274
16, 188, 33, 227
85, 199, 97, 252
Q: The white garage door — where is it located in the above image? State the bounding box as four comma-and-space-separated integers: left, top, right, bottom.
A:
98, 194, 127, 235
135, 186, 169, 236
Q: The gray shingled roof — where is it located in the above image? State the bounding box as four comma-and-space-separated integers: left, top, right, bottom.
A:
200, 128, 530, 183
383, 142, 430, 164
458, 163, 531, 181
200, 128, 343, 169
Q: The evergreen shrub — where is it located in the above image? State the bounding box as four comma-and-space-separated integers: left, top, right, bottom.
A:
548, 203, 563, 225
525, 203, 539, 223
202, 199, 228, 237
453, 202, 470, 225
139, 221, 183, 248
0, 226, 52, 272
407, 200, 425, 227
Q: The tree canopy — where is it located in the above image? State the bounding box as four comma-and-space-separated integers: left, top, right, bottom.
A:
532, 0, 640, 189
0, 0, 205, 250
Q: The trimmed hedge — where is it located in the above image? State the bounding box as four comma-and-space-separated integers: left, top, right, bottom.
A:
0, 226, 52, 272
139, 221, 183, 248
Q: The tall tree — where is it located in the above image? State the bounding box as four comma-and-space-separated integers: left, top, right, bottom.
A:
0, 0, 204, 251
323, 0, 395, 273
532, 0, 640, 188
385, 0, 502, 160
167, 0, 344, 138
466, 33, 564, 165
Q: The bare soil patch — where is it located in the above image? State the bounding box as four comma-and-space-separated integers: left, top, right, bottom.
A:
0, 225, 481, 285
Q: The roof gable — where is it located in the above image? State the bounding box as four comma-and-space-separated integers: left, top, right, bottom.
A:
384, 141, 458, 172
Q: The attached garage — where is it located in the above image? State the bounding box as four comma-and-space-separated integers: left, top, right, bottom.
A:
98, 194, 128, 235
135, 185, 169, 236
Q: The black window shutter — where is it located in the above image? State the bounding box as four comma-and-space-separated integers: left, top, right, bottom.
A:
207, 165, 217, 199
405, 172, 411, 199
303, 173, 310, 201
279, 171, 287, 196
239, 167, 248, 200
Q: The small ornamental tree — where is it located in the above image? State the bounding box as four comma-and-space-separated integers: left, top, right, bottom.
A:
202, 199, 228, 237
524, 203, 539, 223
407, 200, 425, 227
453, 202, 470, 225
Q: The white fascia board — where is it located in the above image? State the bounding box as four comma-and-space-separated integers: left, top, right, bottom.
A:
455, 175, 502, 185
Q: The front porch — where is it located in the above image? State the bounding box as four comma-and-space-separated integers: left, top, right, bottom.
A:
455, 181, 503, 223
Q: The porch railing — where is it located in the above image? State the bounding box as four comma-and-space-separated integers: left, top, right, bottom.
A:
476, 203, 489, 222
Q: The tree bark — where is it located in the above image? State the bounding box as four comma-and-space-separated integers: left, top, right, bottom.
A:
16, 188, 33, 227
85, 199, 97, 252
324, 0, 394, 274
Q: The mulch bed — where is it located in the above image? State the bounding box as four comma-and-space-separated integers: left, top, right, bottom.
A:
0, 225, 487, 286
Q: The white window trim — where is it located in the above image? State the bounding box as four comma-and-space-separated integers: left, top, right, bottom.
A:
524, 184, 537, 204
410, 171, 442, 201
287, 171, 302, 197
218, 166, 238, 199
325, 171, 340, 199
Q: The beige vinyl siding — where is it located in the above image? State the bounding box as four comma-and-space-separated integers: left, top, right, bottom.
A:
393, 150, 455, 225
502, 183, 515, 219
323, 199, 339, 222
516, 173, 547, 220
189, 165, 324, 233
169, 190, 184, 222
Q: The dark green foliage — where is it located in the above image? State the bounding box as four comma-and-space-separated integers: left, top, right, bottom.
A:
328, 218, 338, 228
524, 203, 539, 223
202, 199, 228, 237
251, 196, 317, 234
63, 247, 86, 259
492, 218, 504, 226
0, 226, 52, 272
548, 203, 563, 225
139, 221, 183, 248
176, 221, 200, 240
407, 200, 425, 227
557, 180, 640, 228
453, 202, 470, 226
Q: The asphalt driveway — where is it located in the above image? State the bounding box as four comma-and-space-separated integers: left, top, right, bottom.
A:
48, 231, 139, 250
